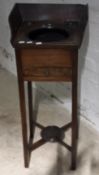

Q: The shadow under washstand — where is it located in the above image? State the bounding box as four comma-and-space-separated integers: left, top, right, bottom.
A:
47, 144, 72, 175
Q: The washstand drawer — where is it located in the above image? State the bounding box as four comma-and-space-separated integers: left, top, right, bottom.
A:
22, 67, 72, 81
21, 49, 73, 68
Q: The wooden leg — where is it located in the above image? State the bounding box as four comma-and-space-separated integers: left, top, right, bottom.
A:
76, 114, 79, 139
18, 80, 30, 168
15, 51, 30, 168
71, 83, 78, 170
71, 54, 78, 170
27, 82, 34, 139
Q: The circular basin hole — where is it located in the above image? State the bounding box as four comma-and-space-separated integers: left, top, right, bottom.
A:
28, 27, 69, 42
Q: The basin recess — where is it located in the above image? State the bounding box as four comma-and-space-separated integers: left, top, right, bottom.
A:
28, 27, 70, 42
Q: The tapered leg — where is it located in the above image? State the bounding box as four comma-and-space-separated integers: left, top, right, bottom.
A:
71, 52, 78, 170
71, 83, 78, 170
27, 81, 34, 139
18, 80, 30, 168
15, 50, 30, 168
76, 113, 79, 139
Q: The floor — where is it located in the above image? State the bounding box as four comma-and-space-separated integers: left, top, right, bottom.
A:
0, 68, 99, 175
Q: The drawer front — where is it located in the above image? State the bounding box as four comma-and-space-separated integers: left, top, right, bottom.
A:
21, 49, 73, 68
22, 66, 72, 81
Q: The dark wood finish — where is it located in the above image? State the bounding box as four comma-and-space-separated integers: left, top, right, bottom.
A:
9, 4, 88, 38
30, 139, 46, 151
21, 49, 73, 81
9, 3, 88, 171
32, 121, 44, 130
15, 3, 88, 22
71, 51, 78, 170
27, 82, 33, 139
16, 47, 78, 170
58, 140, 72, 152
61, 122, 72, 131
21, 49, 72, 67
15, 50, 30, 167
23, 67, 72, 82
9, 3, 88, 48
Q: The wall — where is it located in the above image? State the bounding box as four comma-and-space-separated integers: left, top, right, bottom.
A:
0, 0, 99, 131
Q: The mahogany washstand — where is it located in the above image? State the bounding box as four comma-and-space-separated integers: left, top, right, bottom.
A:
9, 3, 88, 170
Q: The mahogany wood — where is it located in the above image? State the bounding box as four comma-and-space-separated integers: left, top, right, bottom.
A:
21, 49, 73, 67
9, 3, 88, 171
27, 82, 33, 139
15, 50, 30, 167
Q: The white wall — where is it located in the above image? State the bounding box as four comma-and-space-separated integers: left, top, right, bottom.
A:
0, 0, 99, 131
